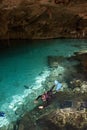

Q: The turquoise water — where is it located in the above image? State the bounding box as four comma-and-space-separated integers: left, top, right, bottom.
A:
0, 39, 87, 127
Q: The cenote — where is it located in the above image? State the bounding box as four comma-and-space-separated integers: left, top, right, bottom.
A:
0, 39, 87, 127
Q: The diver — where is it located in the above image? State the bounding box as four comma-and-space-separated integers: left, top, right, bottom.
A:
34, 85, 55, 109
34, 80, 62, 109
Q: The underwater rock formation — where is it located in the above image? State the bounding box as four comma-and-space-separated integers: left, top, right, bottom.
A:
48, 56, 65, 68
47, 53, 87, 93
13, 90, 87, 130
37, 108, 87, 130
67, 50, 87, 74
17, 113, 36, 130
74, 50, 87, 73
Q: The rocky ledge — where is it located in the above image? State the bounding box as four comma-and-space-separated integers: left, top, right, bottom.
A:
0, 0, 87, 40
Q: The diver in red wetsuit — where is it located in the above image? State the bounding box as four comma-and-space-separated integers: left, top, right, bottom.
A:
34, 80, 62, 109
34, 85, 55, 109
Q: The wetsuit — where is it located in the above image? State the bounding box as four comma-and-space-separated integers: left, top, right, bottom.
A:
35, 85, 55, 107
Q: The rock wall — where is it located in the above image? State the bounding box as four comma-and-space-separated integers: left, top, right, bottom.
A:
0, 0, 87, 40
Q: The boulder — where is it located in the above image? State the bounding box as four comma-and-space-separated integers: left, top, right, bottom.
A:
48, 56, 65, 68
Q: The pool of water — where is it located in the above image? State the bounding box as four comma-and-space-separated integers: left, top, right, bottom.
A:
0, 39, 87, 127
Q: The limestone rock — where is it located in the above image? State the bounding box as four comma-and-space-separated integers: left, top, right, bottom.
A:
48, 56, 65, 68
74, 50, 87, 73
0, 0, 87, 40
37, 108, 87, 130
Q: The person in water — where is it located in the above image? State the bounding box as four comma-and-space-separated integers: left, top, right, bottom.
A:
34, 80, 62, 109
34, 85, 55, 109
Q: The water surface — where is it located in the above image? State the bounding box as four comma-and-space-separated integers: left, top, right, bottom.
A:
0, 39, 87, 127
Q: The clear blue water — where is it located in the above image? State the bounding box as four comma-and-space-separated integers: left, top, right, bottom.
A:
0, 39, 87, 127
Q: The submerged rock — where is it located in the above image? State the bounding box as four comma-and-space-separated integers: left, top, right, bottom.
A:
75, 51, 87, 73
68, 50, 87, 74
48, 56, 65, 68
37, 107, 87, 130
17, 113, 36, 130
